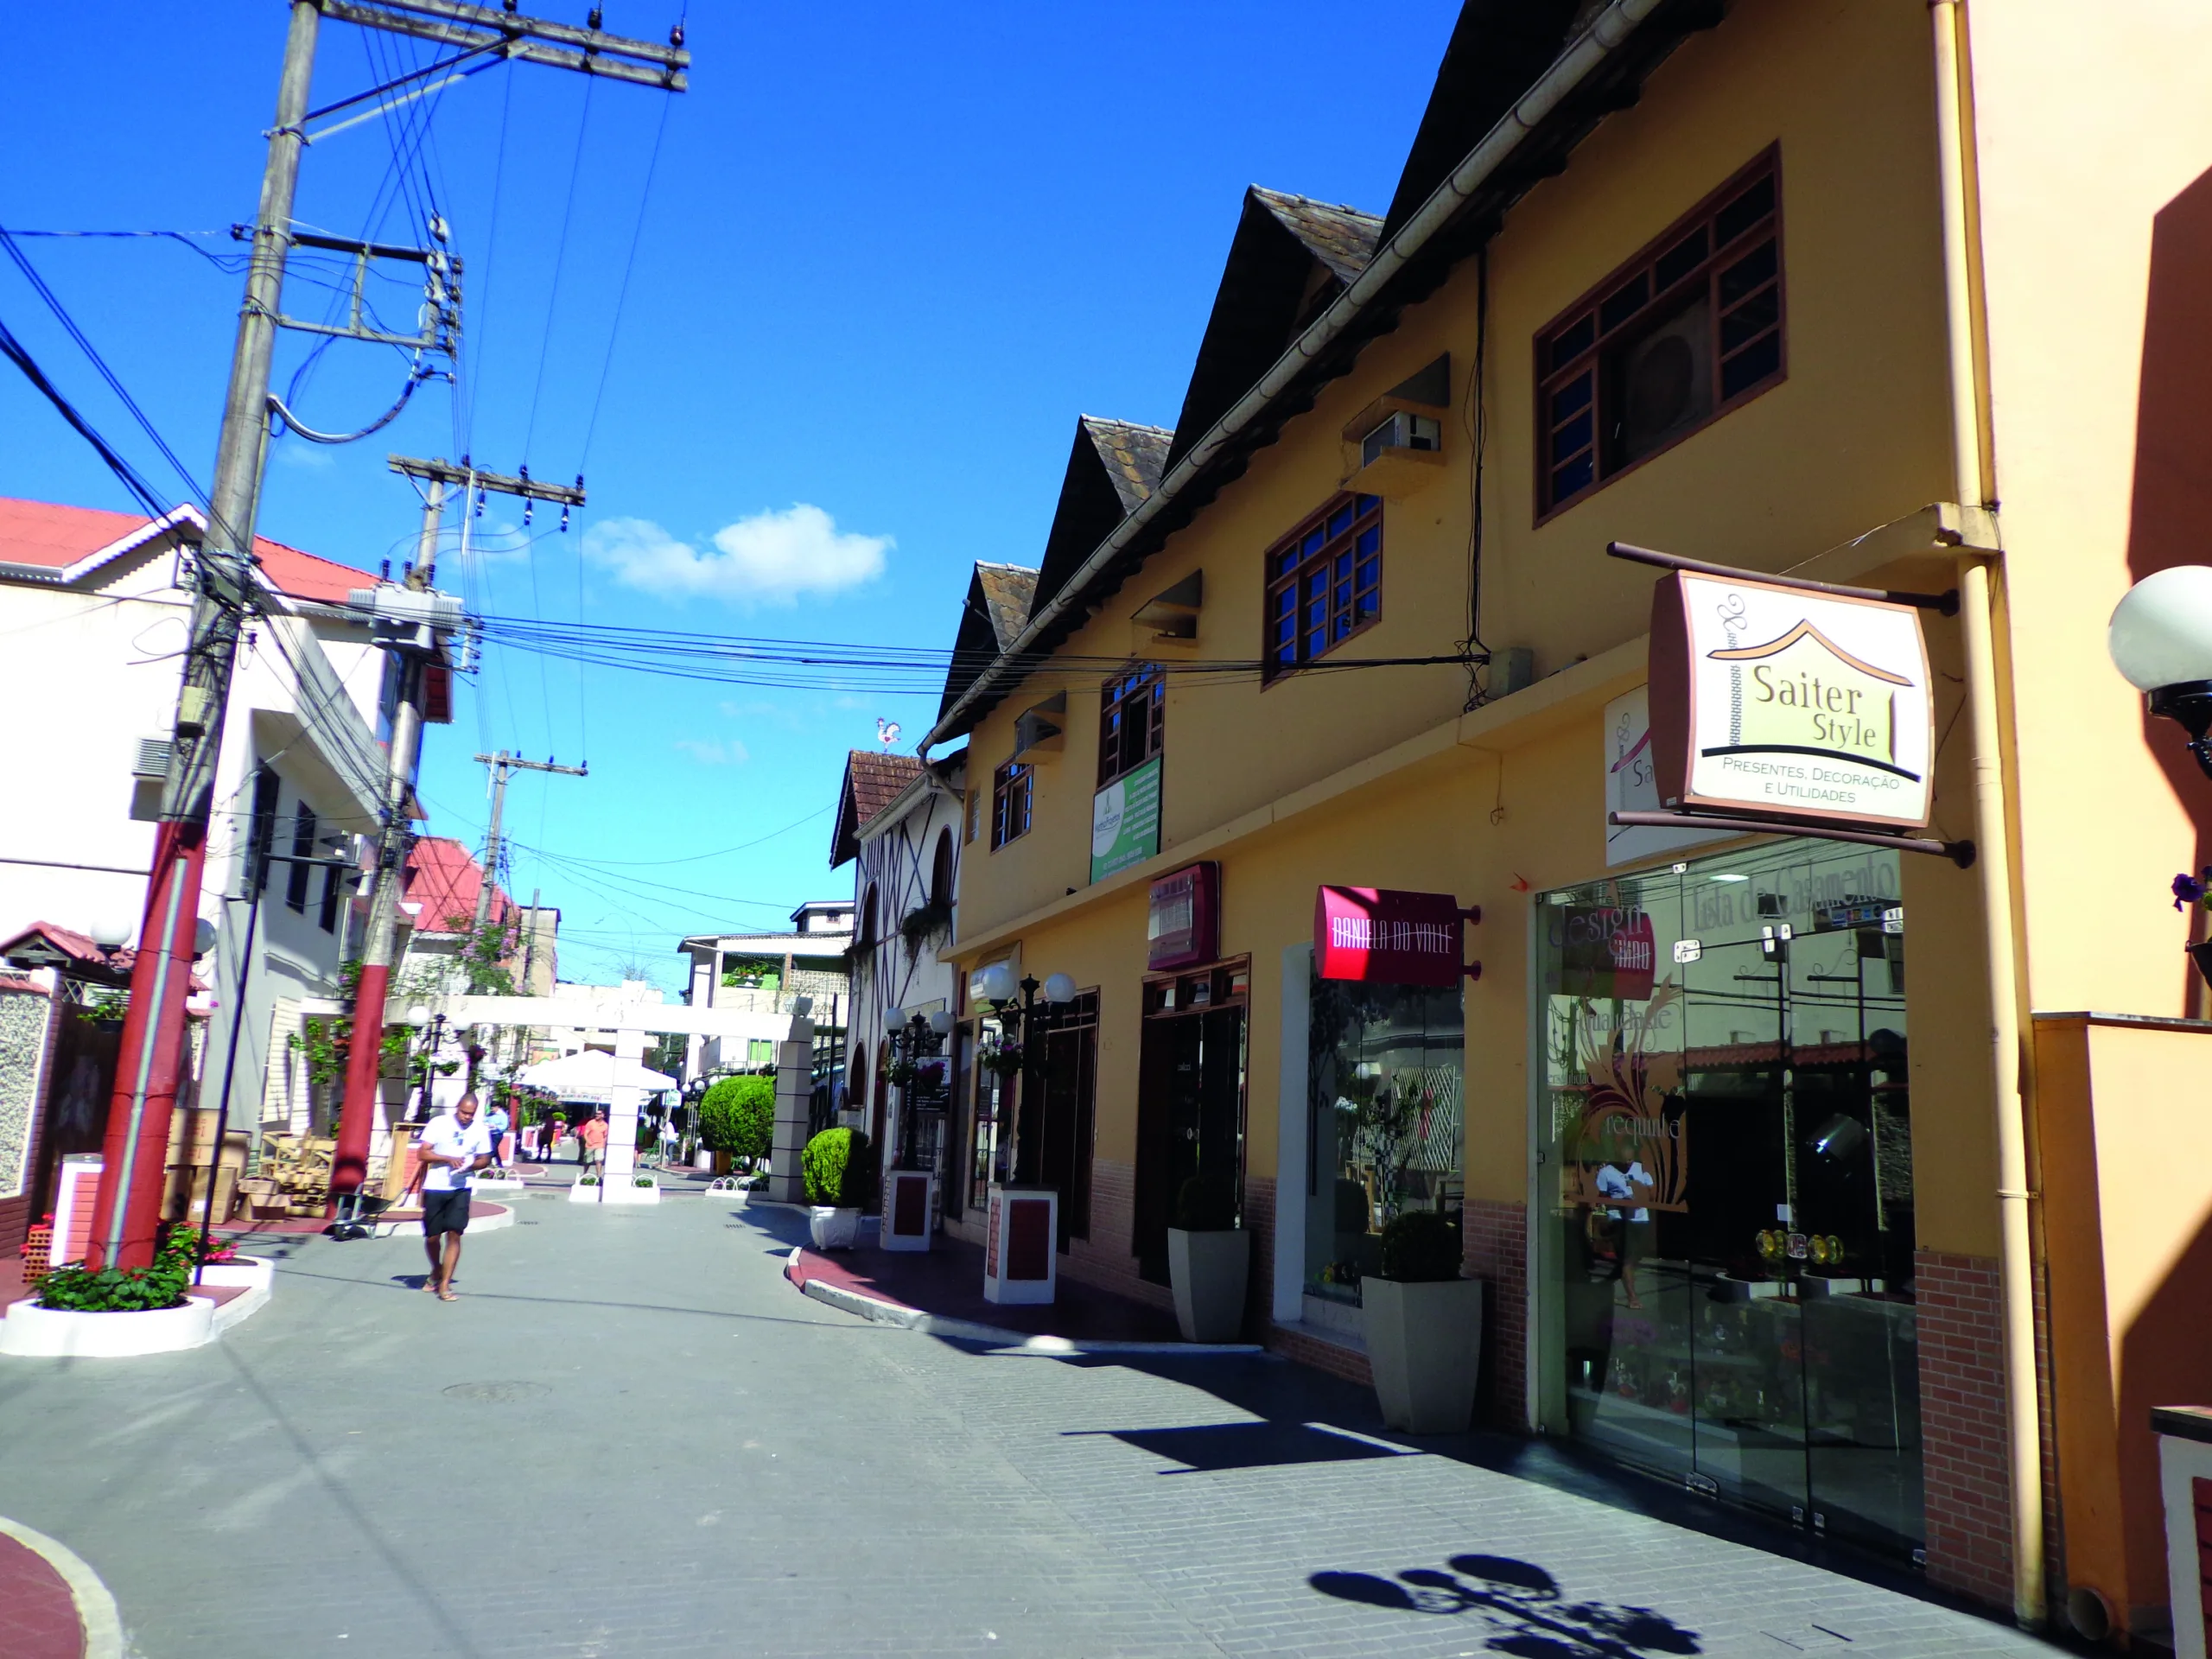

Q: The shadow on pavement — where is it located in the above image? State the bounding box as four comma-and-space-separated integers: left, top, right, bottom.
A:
1312, 1551, 1703, 1656
1068, 1419, 1409, 1474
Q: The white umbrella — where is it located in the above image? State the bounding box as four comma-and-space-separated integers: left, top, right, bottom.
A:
512, 1050, 679, 1100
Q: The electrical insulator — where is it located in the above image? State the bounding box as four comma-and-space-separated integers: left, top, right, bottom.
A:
588, 6, 603, 29
559, 503, 570, 533
523, 499, 533, 527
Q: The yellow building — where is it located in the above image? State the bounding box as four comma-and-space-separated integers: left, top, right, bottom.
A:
920, 1, 2212, 1639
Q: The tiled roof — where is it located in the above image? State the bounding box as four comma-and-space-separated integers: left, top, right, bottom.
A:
0, 498, 370, 605
975, 563, 1038, 651
1078, 418, 1171, 518
1249, 188, 1382, 285
830, 748, 926, 868
403, 837, 511, 935
0, 921, 211, 992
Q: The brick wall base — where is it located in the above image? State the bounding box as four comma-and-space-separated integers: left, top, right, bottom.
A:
1464, 1196, 1529, 1432
1266, 1319, 1372, 1389
1917, 1249, 2013, 1606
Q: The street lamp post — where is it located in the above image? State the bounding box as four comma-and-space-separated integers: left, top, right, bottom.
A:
969, 965, 1077, 1188
969, 963, 1077, 1303
2109, 565, 2212, 779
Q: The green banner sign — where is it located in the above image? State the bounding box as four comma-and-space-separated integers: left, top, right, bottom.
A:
1090, 756, 1161, 882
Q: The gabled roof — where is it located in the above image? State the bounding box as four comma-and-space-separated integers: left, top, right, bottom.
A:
830, 748, 926, 868
1382, 0, 1592, 241
927, 0, 1726, 747
0, 921, 211, 992
403, 836, 511, 935
0, 498, 371, 606
1031, 417, 1171, 615
1163, 188, 1382, 474
938, 562, 1039, 721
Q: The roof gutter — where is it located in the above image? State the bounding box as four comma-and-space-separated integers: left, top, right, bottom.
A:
922, 0, 1669, 752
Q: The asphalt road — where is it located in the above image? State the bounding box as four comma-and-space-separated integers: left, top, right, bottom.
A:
0, 1194, 2067, 1657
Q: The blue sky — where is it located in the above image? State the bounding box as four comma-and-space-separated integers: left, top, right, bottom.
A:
1, 0, 1459, 990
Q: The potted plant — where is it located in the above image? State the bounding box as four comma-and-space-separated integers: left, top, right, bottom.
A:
1166, 1173, 1249, 1343
803, 1126, 872, 1249
1362, 1210, 1482, 1433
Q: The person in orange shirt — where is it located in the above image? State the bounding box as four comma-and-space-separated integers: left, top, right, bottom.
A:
579, 1108, 608, 1176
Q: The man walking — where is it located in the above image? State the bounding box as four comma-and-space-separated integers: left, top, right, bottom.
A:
579, 1107, 608, 1177
417, 1090, 493, 1301
484, 1096, 511, 1170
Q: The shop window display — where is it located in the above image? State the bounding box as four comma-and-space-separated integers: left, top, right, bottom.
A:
1534, 842, 1919, 1559
1305, 976, 1464, 1306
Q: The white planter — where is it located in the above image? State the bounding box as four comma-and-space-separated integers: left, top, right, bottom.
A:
810, 1206, 861, 1249
569, 1181, 603, 1204
1362, 1276, 1484, 1433
1167, 1227, 1250, 1343
604, 1181, 661, 1205
982, 1185, 1057, 1305
880, 1170, 935, 1252
694, 1148, 715, 1171
471, 1175, 526, 1195
0, 1294, 215, 1358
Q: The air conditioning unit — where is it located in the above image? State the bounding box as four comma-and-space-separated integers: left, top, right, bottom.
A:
1618, 296, 1713, 461
130, 736, 173, 780
1360, 410, 1440, 467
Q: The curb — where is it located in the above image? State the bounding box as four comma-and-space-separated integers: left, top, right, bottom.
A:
785, 1247, 1262, 1357
0, 1516, 124, 1659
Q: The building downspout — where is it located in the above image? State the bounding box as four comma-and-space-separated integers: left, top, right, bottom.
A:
1932, 0, 2044, 1630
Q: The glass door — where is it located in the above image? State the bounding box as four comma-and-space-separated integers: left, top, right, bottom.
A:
1536, 842, 1920, 1557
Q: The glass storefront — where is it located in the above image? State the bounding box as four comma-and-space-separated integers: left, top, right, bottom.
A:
1305, 976, 1465, 1306
1535, 840, 1919, 1557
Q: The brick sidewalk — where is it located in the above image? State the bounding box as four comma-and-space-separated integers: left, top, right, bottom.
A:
0, 1529, 86, 1659
790, 1225, 1186, 1342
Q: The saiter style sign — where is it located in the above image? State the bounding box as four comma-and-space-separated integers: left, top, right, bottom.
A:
1313, 887, 1480, 986
1648, 570, 1935, 830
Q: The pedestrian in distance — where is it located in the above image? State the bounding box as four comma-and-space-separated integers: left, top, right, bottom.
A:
580, 1107, 608, 1176
417, 1090, 493, 1301
484, 1096, 511, 1170
658, 1111, 679, 1170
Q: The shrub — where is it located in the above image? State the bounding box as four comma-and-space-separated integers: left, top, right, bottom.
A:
1173, 1173, 1239, 1231
634, 1175, 654, 1188
700, 1075, 775, 1160
802, 1127, 872, 1207
36, 1224, 198, 1313
1376, 1210, 1462, 1283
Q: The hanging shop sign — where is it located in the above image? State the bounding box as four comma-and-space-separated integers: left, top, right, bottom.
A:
1548, 904, 1657, 1002
1147, 862, 1219, 971
1648, 569, 1935, 830
1090, 755, 1163, 883
1313, 887, 1481, 986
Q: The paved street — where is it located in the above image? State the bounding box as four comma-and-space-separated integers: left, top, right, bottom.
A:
0, 1197, 2067, 1658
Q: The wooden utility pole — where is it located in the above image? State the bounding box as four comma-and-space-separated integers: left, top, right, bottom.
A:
329, 458, 586, 1202
473, 750, 589, 934
86, 0, 322, 1271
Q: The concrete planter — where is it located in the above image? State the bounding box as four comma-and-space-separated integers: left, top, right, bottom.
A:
1167, 1227, 1250, 1343
605, 1180, 661, 1206
1362, 1275, 1484, 1433
569, 1180, 603, 1204
810, 1206, 861, 1249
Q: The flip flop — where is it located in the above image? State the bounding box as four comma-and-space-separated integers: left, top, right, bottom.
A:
436, 1288, 457, 1302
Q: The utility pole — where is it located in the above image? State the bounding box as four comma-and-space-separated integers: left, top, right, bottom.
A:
329, 460, 584, 1204
473, 749, 590, 934
86, 0, 321, 1271
88, 3, 686, 1260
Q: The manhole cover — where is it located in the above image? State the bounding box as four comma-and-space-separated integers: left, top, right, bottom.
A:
442, 1380, 550, 1403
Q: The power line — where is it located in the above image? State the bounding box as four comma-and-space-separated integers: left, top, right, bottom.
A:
0, 309, 175, 523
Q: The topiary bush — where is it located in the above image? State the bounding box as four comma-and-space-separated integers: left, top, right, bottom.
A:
1377, 1210, 1462, 1283
802, 1127, 872, 1208
699, 1075, 775, 1160
1173, 1172, 1239, 1231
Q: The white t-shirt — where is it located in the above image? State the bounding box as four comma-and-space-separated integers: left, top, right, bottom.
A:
1595, 1160, 1654, 1223
419, 1113, 494, 1192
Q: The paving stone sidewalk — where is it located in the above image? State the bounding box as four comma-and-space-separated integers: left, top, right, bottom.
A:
0, 1195, 2069, 1657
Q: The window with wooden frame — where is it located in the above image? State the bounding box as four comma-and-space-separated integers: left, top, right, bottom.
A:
1098, 663, 1165, 787
1537, 150, 1783, 518
1262, 492, 1382, 680
285, 803, 315, 912
991, 758, 1033, 849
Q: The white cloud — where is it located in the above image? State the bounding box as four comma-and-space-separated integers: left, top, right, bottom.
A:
584, 505, 890, 606
674, 737, 748, 766
276, 442, 335, 472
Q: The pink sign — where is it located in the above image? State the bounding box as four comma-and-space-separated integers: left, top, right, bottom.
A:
1313, 887, 1478, 986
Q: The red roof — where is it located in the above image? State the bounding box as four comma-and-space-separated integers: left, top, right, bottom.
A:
0, 498, 368, 604
0, 921, 210, 992
403, 838, 512, 935
830, 748, 926, 867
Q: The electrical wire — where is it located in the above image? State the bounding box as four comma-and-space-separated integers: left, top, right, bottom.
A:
522, 75, 595, 461
0, 309, 175, 524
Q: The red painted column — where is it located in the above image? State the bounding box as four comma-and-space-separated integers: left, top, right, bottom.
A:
84, 822, 207, 1270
